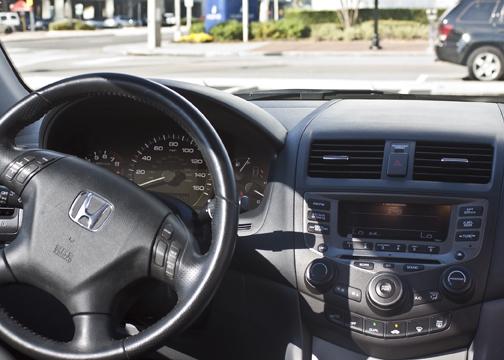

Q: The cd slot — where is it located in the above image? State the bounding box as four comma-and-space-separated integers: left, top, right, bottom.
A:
339, 255, 440, 265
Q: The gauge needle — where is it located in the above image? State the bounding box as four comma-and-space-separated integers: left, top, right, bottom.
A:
239, 158, 251, 173
254, 190, 264, 198
139, 176, 166, 187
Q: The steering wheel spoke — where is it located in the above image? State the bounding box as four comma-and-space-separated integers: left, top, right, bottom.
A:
0, 248, 16, 286
71, 313, 117, 352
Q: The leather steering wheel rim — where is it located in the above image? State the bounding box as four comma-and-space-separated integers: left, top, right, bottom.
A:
0, 73, 238, 359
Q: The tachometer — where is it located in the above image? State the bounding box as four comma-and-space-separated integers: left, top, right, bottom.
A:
127, 133, 212, 208
84, 150, 123, 176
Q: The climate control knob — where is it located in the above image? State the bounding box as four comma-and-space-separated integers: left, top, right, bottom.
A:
305, 259, 336, 292
367, 273, 404, 312
442, 266, 472, 300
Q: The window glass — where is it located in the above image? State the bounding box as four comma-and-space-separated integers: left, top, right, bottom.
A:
460, 2, 496, 22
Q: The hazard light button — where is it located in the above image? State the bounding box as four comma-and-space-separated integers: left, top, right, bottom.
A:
387, 153, 409, 177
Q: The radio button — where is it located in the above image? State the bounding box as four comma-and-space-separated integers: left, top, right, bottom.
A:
392, 244, 406, 252
344, 241, 373, 250
408, 244, 427, 253
307, 199, 330, 211
459, 206, 483, 217
456, 231, 479, 242
383, 263, 395, 269
457, 218, 481, 229
307, 223, 330, 235
307, 210, 330, 222
334, 284, 362, 302
376, 243, 392, 252
403, 264, 425, 272
354, 261, 374, 270
364, 319, 384, 338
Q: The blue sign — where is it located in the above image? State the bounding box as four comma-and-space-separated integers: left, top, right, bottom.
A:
204, 0, 258, 32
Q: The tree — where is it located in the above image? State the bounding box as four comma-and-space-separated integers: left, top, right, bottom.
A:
337, 0, 361, 29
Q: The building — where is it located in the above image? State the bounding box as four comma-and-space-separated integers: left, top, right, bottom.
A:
1, 0, 202, 21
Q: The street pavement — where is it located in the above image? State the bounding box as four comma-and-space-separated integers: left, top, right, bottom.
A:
2, 29, 504, 96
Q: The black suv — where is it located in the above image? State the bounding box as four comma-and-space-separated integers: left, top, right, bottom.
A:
436, 0, 504, 81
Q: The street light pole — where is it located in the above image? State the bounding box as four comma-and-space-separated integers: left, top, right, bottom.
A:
273, 0, 279, 21
242, 0, 249, 42
174, 0, 181, 41
147, 0, 161, 49
370, 0, 381, 50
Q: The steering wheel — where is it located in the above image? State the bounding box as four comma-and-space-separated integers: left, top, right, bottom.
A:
0, 73, 238, 359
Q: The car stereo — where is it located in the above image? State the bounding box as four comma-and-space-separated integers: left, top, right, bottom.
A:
338, 201, 451, 243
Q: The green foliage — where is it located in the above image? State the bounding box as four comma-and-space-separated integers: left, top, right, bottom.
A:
190, 21, 205, 34
284, 9, 340, 25
310, 20, 429, 41
209, 20, 242, 41
49, 19, 95, 31
251, 19, 310, 40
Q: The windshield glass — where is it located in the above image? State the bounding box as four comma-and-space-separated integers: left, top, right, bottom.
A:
1, 0, 503, 96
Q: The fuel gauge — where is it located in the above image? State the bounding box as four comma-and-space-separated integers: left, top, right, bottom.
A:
233, 157, 267, 212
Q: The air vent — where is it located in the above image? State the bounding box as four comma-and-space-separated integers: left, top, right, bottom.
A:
238, 223, 252, 231
413, 142, 493, 184
308, 140, 385, 179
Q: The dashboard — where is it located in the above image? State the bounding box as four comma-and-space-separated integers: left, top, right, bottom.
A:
4, 79, 504, 360
41, 97, 274, 215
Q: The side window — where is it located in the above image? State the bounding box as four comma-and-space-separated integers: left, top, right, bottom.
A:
0, 16, 6, 21
459, 1, 498, 22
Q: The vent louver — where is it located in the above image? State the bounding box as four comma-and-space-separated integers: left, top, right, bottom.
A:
308, 140, 385, 179
413, 142, 493, 184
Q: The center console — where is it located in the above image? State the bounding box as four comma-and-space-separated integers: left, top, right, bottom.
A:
292, 100, 504, 360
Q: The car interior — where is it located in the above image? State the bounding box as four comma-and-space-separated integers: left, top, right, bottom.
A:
0, 40, 504, 360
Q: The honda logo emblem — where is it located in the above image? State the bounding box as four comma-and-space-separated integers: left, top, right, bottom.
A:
69, 191, 113, 232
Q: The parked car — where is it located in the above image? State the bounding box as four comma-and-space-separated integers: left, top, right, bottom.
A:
0, 22, 13, 34
103, 15, 139, 28
435, 0, 504, 81
84, 18, 105, 29
0, 12, 20, 31
27, 17, 51, 31
163, 12, 176, 26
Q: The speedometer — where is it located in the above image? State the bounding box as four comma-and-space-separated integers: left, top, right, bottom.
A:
127, 133, 212, 208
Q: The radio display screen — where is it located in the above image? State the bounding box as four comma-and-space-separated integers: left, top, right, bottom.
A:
338, 201, 452, 242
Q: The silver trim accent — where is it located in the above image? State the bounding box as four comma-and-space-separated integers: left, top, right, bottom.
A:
322, 155, 349, 161
440, 157, 469, 164
69, 191, 113, 232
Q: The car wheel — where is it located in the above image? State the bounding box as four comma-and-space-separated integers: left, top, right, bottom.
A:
4, 26, 13, 34
467, 46, 504, 81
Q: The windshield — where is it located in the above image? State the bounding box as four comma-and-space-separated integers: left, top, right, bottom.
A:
1, 0, 503, 96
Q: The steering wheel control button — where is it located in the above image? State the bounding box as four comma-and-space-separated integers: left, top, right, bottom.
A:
364, 319, 385, 337
430, 314, 450, 333
367, 273, 404, 311
407, 318, 429, 336
307, 223, 330, 235
153, 241, 168, 267
413, 290, 442, 306
403, 264, 425, 272
457, 218, 481, 229
459, 206, 483, 217
165, 243, 180, 279
307, 210, 330, 222
385, 320, 406, 338
456, 231, 480, 242
15, 163, 39, 184
354, 261, 374, 270
334, 284, 362, 302
307, 199, 330, 211
442, 267, 472, 296
305, 259, 335, 291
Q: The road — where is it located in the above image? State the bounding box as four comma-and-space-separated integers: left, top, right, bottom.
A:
2, 31, 504, 96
